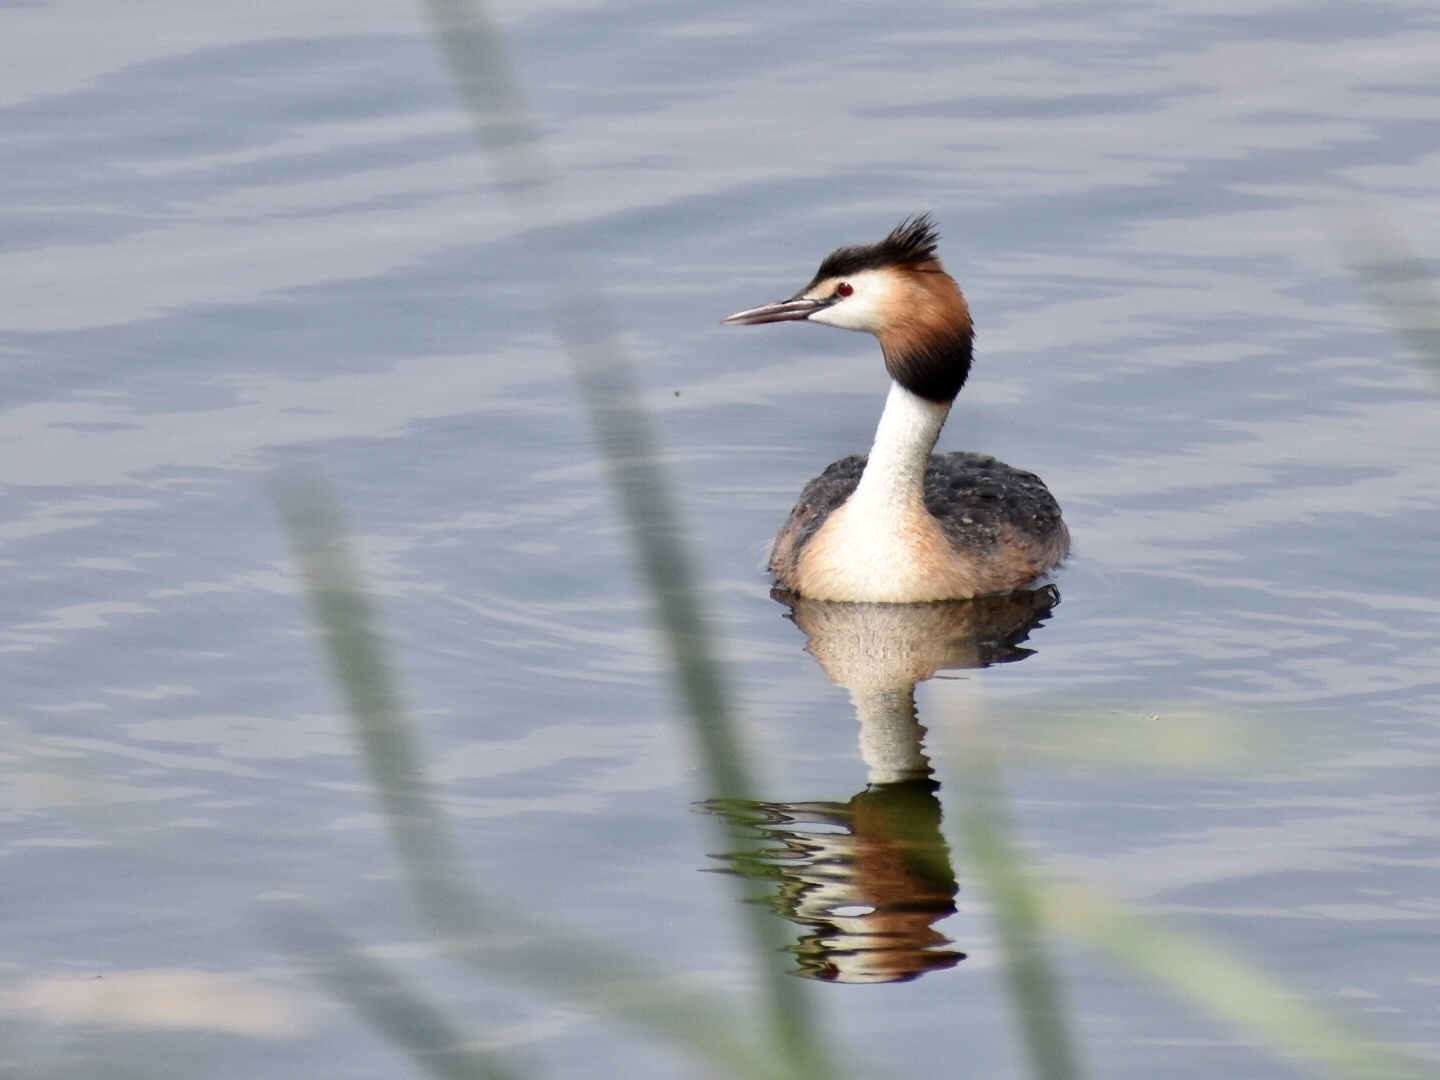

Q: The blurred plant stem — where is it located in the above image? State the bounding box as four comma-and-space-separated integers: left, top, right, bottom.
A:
943, 695, 1440, 1080
274, 465, 793, 1080
1328, 201, 1440, 384
272, 907, 524, 1080
1042, 882, 1436, 1080
419, 0, 756, 808
414, 2, 839, 1077
946, 698, 1087, 1080
272, 469, 465, 907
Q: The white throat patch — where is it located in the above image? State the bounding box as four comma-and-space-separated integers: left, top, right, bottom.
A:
806, 269, 895, 334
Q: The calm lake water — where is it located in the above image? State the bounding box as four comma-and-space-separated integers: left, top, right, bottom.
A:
2, 0, 1439, 1076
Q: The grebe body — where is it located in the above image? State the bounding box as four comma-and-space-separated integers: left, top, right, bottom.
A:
725, 216, 1068, 603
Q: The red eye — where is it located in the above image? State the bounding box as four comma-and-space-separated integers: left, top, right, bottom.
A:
836, 282, 854, 298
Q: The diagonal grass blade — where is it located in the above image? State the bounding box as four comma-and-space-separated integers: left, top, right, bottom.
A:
273, 463, 786, 1080
271, 905, 525, 1080
945, 700, 1087, 1080
411, 2, 842, 1076
1043, 881, 1438, 1080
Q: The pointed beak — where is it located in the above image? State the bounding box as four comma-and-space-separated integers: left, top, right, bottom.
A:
722, 294, 834, 325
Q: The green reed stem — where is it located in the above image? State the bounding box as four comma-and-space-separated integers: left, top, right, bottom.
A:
943, 694, 1440, 1080
414, 3, 840, 1077
272, 907, 524, 1080
274, 466, 784, 1080
946, 701, 1087, 1080
1041, 882, 1438, 1080
1328, 202, 1440, 384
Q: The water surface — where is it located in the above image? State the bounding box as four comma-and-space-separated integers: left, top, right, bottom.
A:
2, 0, 1439, 1076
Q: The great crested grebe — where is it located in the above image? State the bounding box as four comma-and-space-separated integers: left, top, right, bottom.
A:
724, 215, 1068, 604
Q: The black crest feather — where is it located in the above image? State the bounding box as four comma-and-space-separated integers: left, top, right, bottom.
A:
811, 213, 941, 283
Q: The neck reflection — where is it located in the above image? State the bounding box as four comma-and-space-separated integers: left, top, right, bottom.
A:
706, 586, 1058, 984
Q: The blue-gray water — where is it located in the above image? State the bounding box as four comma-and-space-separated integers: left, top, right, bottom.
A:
2, 0, 1439, 1076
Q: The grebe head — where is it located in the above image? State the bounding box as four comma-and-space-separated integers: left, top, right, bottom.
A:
723, 214, 975, 402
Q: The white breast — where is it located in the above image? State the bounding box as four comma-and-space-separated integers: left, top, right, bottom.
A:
792, 383, 979, 603
795, 496, 977, 603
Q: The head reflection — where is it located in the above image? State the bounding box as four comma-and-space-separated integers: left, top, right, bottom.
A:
706, 586, 1058, 984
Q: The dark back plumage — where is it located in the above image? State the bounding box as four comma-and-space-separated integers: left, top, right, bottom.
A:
769, 451, 1069, 588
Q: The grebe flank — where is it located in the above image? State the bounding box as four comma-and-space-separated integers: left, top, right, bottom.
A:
724, 215, 1068, 603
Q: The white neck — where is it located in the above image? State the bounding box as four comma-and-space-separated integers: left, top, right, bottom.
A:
850, 382, 951, 513
791, 379, 958, 603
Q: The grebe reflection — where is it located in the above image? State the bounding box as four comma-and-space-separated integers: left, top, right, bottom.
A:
706, 587, 1057, 984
